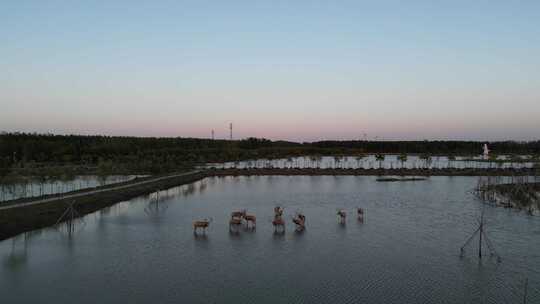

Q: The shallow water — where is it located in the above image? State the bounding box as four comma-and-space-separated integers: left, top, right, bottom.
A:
1, 176, 539, 303
0, 175, 145, 203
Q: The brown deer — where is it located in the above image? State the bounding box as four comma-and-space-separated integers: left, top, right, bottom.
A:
229, 216, 243, 231
272, 216, 285, 232
292, 214, 306, 231
337, 210, 346, 224
193, 219, 210, 234
274, 206, 283, 217
231, 210, 247, 218
243, 214, 256, 228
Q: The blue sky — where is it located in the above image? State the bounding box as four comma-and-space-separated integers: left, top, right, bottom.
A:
1, 1, 539, 141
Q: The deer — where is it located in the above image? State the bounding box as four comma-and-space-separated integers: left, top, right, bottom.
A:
243, 213, 256, 228
292, 213, 306, 231
229, 216, 243, 231
357, 207, 365, 222
272, 206, 285, 232
274, 206, 283, 217
193, 219, 211, 234
337, 209, 346, 224
231, 210, 247, 219
272, 216, 285, 232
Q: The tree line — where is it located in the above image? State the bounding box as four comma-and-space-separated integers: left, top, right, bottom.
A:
1, 132, 539, 175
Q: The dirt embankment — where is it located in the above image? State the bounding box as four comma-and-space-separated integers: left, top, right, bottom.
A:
0, 171, 207, 241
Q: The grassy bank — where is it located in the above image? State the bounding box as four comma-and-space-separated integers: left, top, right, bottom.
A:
0, 171, 206, 241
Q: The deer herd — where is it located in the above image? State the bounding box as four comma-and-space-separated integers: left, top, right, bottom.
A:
193, 206, 365, 235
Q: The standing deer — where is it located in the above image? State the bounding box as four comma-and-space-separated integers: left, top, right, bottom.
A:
357, 208, 365, 222
193, 219, 211, 234
243, 213, 256, 228
231, 210, 247, 219
272, 216, 285, 232
292, 213, 306, 231
337, 210, 346, 224
272, 206, 285, 232
274, 206, 283, 217
229, 216, 243, 231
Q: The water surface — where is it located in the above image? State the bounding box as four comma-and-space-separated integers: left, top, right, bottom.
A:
1, 176, 539, 303
209, 155, 535, 170
0, 175, 145, 203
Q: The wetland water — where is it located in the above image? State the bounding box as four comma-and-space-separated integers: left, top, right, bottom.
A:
210, 155, 536, 170
1, 176, 539, 303
0, 175, 146, 203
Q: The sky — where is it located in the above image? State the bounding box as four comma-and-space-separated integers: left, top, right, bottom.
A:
1, 1, 539, 142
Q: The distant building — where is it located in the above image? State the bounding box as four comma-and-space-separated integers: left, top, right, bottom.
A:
483, 144, 489, 159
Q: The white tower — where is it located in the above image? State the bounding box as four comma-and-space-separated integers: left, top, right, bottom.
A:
483, 144, 489, 159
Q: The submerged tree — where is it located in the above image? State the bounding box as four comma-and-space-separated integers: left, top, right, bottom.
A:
398, 153, 408, 169
333, 156, 341, 169
375, 154, 385, 169
419, 153, 432, 169
355, 154, 366, 169
310, 156, 318, 169
448, 155, 456, 169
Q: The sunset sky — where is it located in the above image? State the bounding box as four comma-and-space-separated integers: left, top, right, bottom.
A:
1, 1, 539, 142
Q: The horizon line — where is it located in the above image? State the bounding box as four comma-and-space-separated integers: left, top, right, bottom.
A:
1, 130, 538, 144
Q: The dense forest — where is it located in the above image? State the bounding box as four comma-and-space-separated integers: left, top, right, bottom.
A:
1, 132, 539, 175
